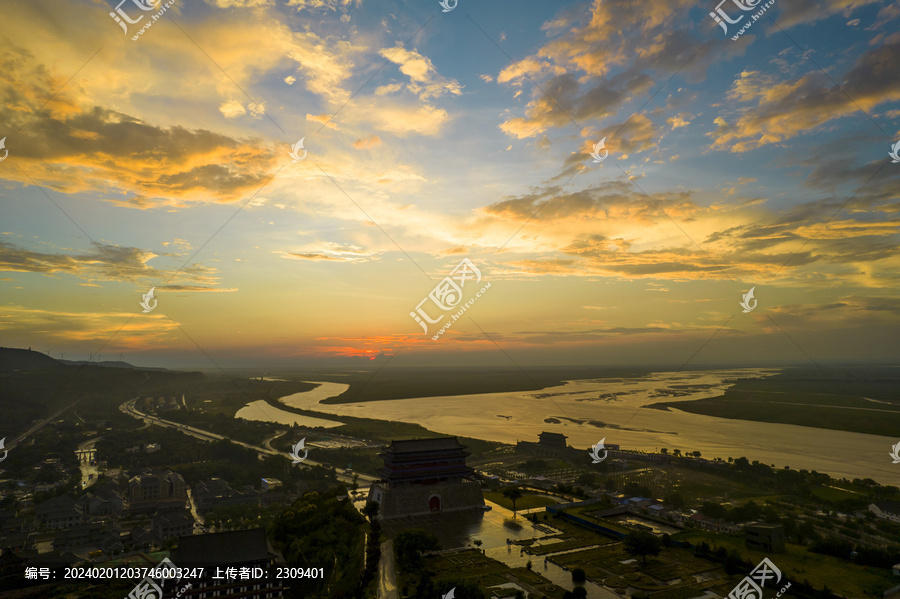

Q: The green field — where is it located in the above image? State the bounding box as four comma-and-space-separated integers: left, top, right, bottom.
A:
550, 541, 733, 598
648, 367, 900, 437
417, 549, 569, 599
809, 485, 863, 503
673, 529, 897, 598
600, 466, 772, 503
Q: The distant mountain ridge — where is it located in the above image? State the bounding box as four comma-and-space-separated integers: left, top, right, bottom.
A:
0, 347, 172, 373
0, 347, 59, 372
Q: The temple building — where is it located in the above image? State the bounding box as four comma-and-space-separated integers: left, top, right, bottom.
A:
516, 431, 619, 461
367, 437, 484, 519
517, 431, 577, 459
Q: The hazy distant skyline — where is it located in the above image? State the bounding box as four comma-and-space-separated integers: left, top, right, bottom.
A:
1, 0, 899, 370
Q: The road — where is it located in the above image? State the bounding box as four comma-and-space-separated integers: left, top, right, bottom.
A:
118, 398, 376, 487
186, 487, 206, 532
75, 437, 101, 490
262, 430, 287, 452
377, 540, 398, 599
10, 401, 78, 450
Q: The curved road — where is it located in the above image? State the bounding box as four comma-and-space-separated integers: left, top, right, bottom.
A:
118, 398, 376, 487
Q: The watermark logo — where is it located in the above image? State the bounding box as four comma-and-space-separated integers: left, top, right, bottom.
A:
110, 0, 175, 40
889, 140, 900, 164
289, 138, 307, 162
0, 438, 7, 463
890, 441, 900, 464
410, 258, 491, 340
590, 137, 608, 163
439, 0, 457, 12
442, 588, 456, 599
710, 0, 775, 40
125, 557, 189, 599
0, 137, 8, 163
110, 0, 160, 34
727, 557, 790, 599
589, 438, 608, 464
290, 438, 308, 464
140, 287, 157, 313
739, 286, 757, 313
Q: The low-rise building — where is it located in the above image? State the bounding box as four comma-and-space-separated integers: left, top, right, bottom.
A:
688, 513, 740, 534
53, 521, 120, 550
260, 478, 282, 493
127, 470, 187, 514
193, 478, 257, 512
151, 511, 194, 543
81, 486, 124, 517
531, 476, 554, 491
869, 502, 900, 523
628, 497, 653, 508
35, 496, 83, 530
744, 522, 785, 553
130, 526, 154, 551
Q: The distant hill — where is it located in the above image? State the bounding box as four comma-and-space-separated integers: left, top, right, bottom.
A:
0, 347, 60, 372
0, 347, 175, 373
0, 347, 205, 433
59, 359, 134, 369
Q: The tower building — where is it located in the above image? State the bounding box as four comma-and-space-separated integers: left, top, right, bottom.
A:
367, 437, 484, 519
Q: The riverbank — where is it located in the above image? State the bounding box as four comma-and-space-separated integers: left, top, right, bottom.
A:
265, 370, 898, 484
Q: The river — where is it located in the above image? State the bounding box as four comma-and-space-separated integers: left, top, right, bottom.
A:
245, 370, 897, 485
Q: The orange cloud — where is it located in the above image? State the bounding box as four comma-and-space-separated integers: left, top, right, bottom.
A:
353, 135, 382, 149
709, 42, 900, 152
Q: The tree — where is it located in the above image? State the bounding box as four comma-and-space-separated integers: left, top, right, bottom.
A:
394, 528, 440, 571
672, 449, 681, 456
724, 550, 745, 575
362, 500, 379, 522
503, 486, 524, 518
623, 531, 662, 565
576, 472, 599, 487
660, 448, 668, 455
522, 458, 549, 473
663, 492, 685, 508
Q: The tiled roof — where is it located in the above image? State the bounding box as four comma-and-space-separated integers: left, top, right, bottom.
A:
172, 528, 270, 565
384, 437, 465, 453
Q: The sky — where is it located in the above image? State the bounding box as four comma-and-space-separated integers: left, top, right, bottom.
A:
0, 0, 899, 369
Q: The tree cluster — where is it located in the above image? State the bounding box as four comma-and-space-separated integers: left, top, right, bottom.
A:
271, 488, 366, 599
